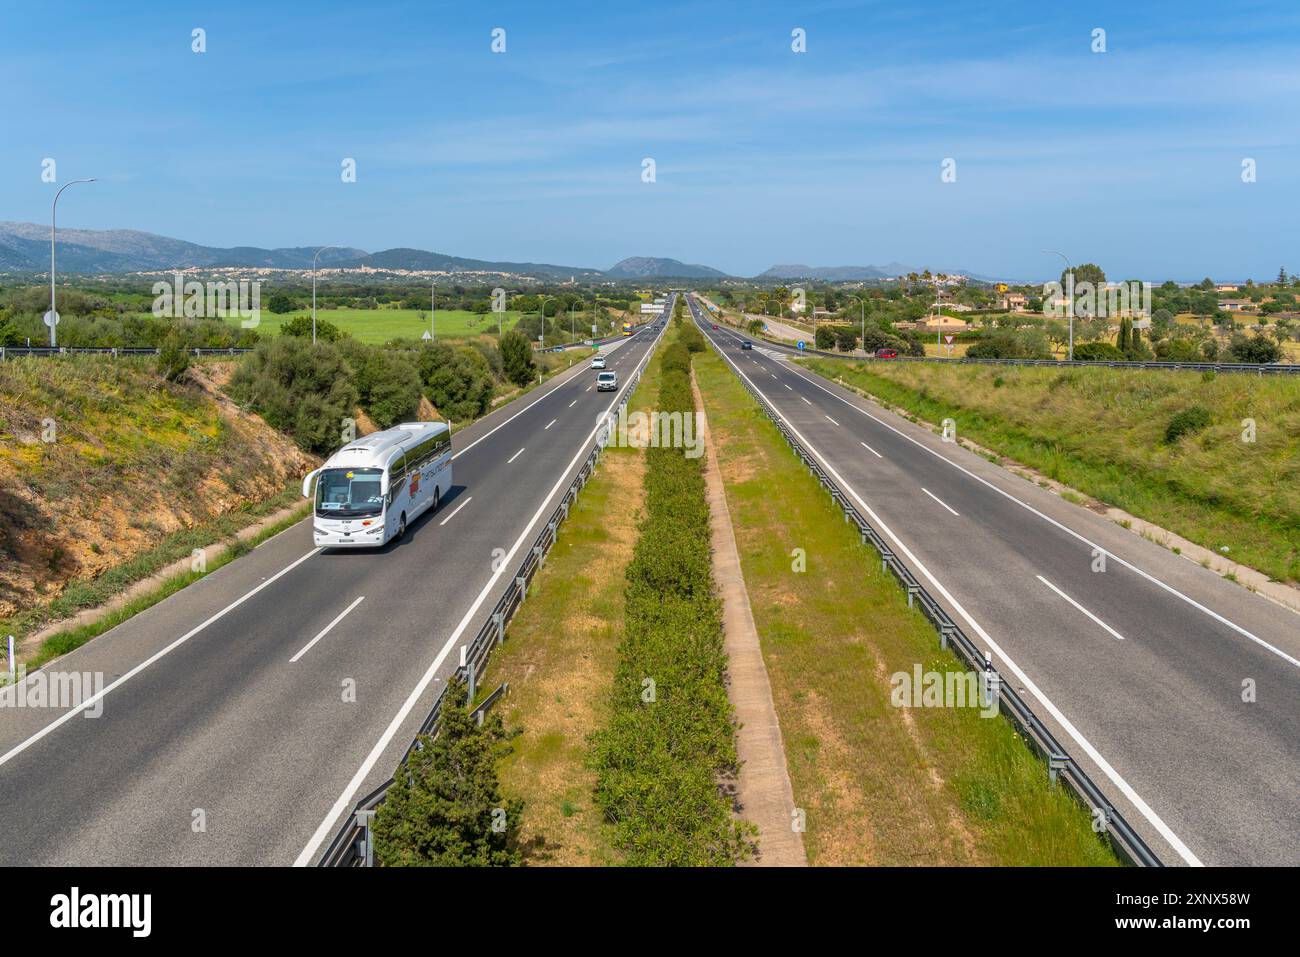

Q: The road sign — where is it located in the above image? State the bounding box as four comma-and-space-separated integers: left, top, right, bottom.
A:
421, 330, 432, 341
944, 335, 954, 345
797, 341, 806, 350
43, 310, 60, 328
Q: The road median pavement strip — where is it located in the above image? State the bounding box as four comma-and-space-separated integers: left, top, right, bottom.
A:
692, 347, 1118, 866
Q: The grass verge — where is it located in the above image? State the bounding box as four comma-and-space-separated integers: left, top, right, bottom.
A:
694, 348, 1118, 866
800, 358, 1300, 584
469, 356, 661, 865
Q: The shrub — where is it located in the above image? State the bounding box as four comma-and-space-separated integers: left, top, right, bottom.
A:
278, 313, 344, 342
1228, 334, 1282, 364
1073, 341, 1126, 362
156, 332, 191, 382
338, 339, 422, 428
372, 677, 523, 866
834, 326, 858, 352
498, 329, 535, 387
418, 342, 494, 422
1164, 406, 1212, 444
228, 336, 358, 454
815, 325, 836, 350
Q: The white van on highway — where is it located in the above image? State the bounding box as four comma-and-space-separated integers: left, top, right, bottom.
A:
302, 422, 451, 547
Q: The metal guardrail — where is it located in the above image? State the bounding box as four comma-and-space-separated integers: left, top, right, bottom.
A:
715, 321, 1300, 375
317, 347, 652, 867
692, 300, 1163, 867
0, 345, 253, 359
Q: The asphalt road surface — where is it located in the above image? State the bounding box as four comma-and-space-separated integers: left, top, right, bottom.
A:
688, 293, 1300, 867
0, 312, 668, 865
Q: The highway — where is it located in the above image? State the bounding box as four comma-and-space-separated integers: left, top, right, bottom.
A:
688, 294, 1300, 866
0, 312, 668, 865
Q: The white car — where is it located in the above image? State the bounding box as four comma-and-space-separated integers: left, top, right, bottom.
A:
596, 370, 618, 392
591, 355, 607, 369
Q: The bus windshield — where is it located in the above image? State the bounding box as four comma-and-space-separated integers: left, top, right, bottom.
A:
315, 467, 384, 518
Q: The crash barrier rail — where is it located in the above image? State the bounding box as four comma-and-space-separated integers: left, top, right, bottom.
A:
0, 345, 253, 359
317, 351, 651, 867
693, 303, 1163, 867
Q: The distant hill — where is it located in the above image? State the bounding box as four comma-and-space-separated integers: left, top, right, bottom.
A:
605, 256, 729, 279
758, 262, 999, 282
340, 247, 602, 279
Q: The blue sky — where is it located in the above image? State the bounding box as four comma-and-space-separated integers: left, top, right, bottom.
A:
3, 0, 1298, 280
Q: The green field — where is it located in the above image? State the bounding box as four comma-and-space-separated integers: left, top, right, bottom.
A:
224, 308, 523, 343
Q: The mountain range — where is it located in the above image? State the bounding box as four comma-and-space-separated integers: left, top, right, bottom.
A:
0, 221, 986, 282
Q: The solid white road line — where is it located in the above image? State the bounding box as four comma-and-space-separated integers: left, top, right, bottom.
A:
707, 331, 1204, 867
439, 496, 473, 526
860, 440, 883, 459
921, 487, 960, 517
1037, 575, 1126, 641
291, 596, 365, 663
544, 419, 556, 430
568, 400, 577, 408
779, 363, 1300, 672
784, 383, 792, 390
507, 448, 525, 464
295, 319, 666, 867
825, 415, 840, 426
0, 546, 322, 770
800, 396, 812, 405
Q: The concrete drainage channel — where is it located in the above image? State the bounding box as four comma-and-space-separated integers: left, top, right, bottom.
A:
697, 314, 1163, 868
317, 354, 651, 866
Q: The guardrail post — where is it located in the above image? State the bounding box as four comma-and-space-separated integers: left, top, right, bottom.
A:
1048, 754, 1070, 787
494, 611, 505, 646
939, 623, 953, 650
906, 584, 918, 608
516, 576, 527, 602
356, 809, 375, 867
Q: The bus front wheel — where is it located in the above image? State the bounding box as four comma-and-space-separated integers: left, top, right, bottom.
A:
397, 512, 407, 540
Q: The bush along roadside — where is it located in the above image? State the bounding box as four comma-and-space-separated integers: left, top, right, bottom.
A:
589, 328, 754, 865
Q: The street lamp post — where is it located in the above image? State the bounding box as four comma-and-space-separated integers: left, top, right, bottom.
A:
850, 295, 866, 354
1043, 249, 1075, 361
49, 178, 96, 347
312, 245, 339, 345
430, 280, 436, 342
537, 295, 555, 350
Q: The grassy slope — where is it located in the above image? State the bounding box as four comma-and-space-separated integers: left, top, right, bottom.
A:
473, 358, 661, 865
802, 358, 1300, 584
694, 349, 1117, 866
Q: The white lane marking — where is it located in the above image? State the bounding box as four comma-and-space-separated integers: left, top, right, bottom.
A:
452, 360, 584, 461
825, 415, 840, 427
544, 419, 556, 430
296, 318, 665, 867
860, 440, 883, 459
439, 496, 473, 526
507, 448, 525, 464
568, 400, 577, 408
780, 363, 1300, 672
1037, 576, 1126, 641
784, 383, 792, 390
708, 336, 1204, 867
291, 596, 365, 663
921, 487, 960, 517
586, 385, 592, 392
0, 547, 322, 770
800, 396, 812, 405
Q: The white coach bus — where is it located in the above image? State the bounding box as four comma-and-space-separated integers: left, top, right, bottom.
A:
301, 422, 451, 548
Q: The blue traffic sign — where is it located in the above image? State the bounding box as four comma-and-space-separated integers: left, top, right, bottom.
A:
797, 340, 806, 350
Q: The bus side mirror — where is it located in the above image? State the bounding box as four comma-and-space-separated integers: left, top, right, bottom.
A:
301, 468, 321, 499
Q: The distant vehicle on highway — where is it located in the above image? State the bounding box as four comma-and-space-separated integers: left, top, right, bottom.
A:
303, 422, 450, 548
591, 355, 607, 369
596, 370, 618, 392
622, 322, 633, 337
711, 323, 718, 330
876, 348, 898, 359
741, 340, 753, 350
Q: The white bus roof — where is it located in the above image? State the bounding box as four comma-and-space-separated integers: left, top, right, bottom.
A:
322, 421, 448, 470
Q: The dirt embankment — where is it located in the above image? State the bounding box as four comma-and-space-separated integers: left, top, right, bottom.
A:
0, 357, 316, 620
